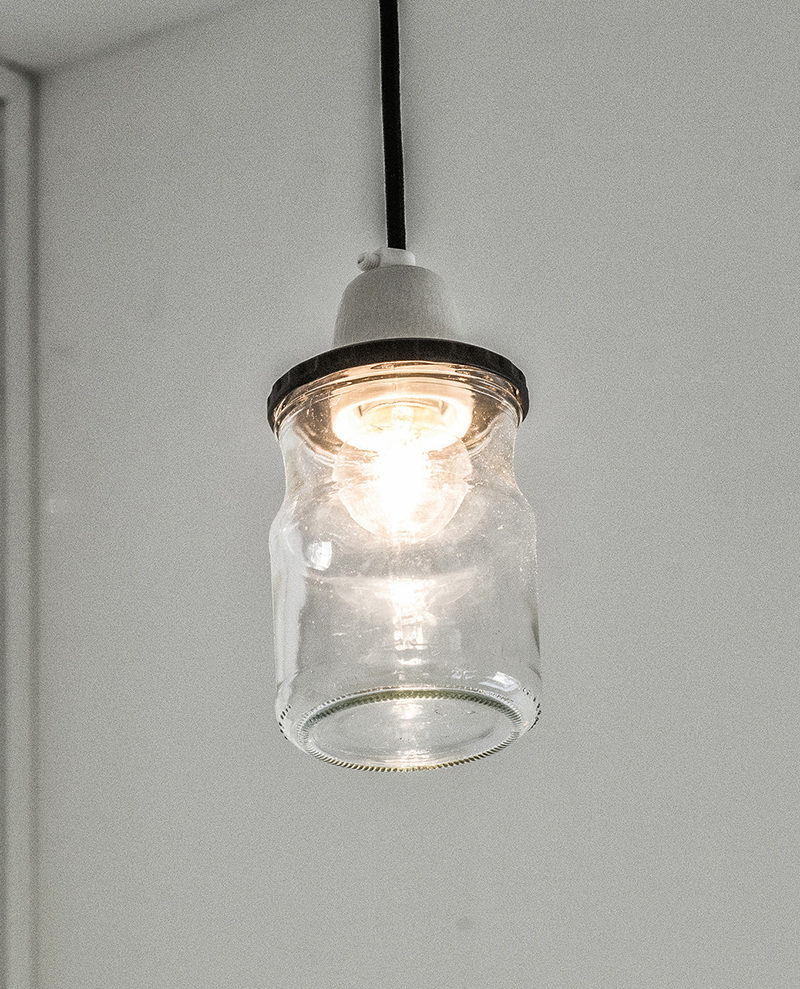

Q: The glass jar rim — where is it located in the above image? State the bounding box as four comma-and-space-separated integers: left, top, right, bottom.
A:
267, 337, 528, 433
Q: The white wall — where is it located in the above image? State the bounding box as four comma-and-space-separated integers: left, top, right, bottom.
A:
37, 2, 799, 987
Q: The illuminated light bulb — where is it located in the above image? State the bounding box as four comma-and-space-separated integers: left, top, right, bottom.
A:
331, 391, 472, 542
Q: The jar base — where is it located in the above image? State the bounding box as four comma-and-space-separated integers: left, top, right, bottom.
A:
287, 687, 539, 771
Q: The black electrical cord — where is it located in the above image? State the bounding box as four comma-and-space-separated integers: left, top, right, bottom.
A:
379, 0, 406, 250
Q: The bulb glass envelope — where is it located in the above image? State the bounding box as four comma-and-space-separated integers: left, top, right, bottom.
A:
268, 340, 541, 770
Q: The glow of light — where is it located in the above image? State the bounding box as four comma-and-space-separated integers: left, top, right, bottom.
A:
332, 390, 472, 542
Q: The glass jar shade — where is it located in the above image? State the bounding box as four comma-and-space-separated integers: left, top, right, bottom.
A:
269, 360, 541, 770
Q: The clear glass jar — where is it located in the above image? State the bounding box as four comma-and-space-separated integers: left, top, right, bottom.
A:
269, 359, 540, 770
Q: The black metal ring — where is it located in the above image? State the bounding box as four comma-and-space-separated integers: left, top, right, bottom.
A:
267, 337, 529, 431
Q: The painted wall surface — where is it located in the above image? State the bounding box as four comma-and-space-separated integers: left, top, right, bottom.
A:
0, 0, 245, 71
38, 2, 799, 986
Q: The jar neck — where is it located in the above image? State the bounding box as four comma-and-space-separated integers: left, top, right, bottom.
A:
275, 363, 522, 462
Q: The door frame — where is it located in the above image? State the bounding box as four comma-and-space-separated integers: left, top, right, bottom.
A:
1, 62, 38, 989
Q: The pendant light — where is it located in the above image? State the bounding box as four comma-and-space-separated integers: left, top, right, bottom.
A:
267, 0, 541, 770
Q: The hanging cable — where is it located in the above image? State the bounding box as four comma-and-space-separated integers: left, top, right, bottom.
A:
379, 0, 406, 250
